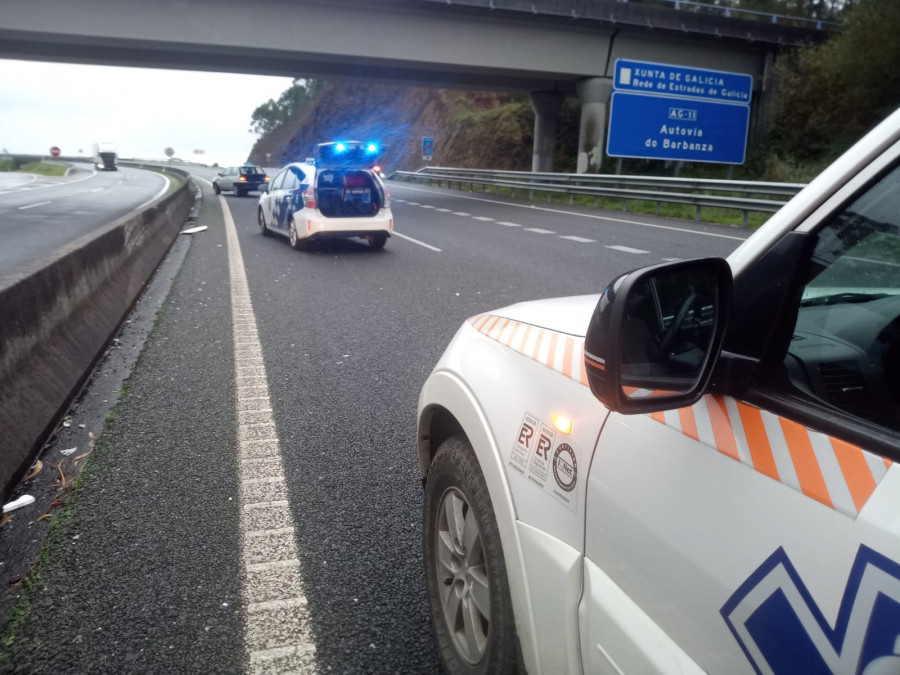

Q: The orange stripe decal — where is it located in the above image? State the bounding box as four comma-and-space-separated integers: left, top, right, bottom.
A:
473, 314, 491, 331
579, 348, 588, 386
561, 338, 574, 379
484, 315, 503, 335
505, 322, 521, 347
831, 437, 877, 513
885, 457, 893, 470
779, 417, 834, 510
738, 403, 780, 481
545, 333, 559, 369
705, 395, 739, 460
519, 325, 533, 354
495, 318, 511, 340
650, 410, 666, 424
678, 406, 699, 442
531, 330, 544, 361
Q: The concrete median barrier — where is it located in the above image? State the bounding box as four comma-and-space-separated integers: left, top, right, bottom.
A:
0, 169, 193, 500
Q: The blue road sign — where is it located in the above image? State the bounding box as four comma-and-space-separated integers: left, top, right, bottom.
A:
607, 58, 753, 164
422, 136, 435, 161
614, 59, 752, 105
607, 92, 750, 164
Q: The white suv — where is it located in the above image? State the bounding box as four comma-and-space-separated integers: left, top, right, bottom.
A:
256, 142, 393, 250
417, 110, 900, 674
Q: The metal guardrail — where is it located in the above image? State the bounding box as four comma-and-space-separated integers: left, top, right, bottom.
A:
390, 167, 806, 227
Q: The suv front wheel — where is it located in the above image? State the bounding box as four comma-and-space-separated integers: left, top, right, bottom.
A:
423, 436, 521, 675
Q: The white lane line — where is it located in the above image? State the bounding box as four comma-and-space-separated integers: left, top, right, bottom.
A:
472, 216, 494, 222
606, 245, 649, 254
497, 221, 521, 227
560, 235, 595, 243
393, 198, 406, 202
18, 200, 52, 210
135, 172, 171, 210
392, 183, 746, 241
90, 187, 103, 192
662, 257, 682, 262
419, 204, 435, 209
220, 195, 317, 673
451, 212, 470, 216
392, 231, 442, 252
525, 227, 555, 234
406, 201, 421, 206
435, 208, 452, 213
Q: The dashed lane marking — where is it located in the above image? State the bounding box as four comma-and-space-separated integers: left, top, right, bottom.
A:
451, 211, 471, 216
220, 194, 317, 673
560, 235, 595, 243
391, 183, 746, 241
393, 231, 442, 252
436, 208, 452, 212
525, 227, 555, 234
17, 200, 52, 210
606, 245, 649, 254
472, 216, 494, 222
496, 221, 521, 227
420, 204, 435, 209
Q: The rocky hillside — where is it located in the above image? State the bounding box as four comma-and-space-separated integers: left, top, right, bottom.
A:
248, 80, 580, 173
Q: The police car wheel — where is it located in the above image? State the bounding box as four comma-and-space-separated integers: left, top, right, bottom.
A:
367, 233, 387, 250
424, 436, 520, 675
289, 220, 305, 250
213, 182, 220, 195
258, 208, 270, 236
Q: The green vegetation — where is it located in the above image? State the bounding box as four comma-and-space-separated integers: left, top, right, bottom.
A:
0, 158, 15, 172
16, 162, 66, 176
250, 79, 322, 136
157, 170, 184, 195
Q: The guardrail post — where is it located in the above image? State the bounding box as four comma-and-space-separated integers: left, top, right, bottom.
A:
657, 202, 661, 216
742, 210, 749, 227
569, 194, 574, 205
529, 190, 534, 201
696, 205, 702, 221
622, 199, 627, 213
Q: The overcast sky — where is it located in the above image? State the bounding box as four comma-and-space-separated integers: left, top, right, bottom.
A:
0, 59, 294, 168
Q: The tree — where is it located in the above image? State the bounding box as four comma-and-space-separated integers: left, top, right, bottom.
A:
250, 79, 322, 136
770, 0, 900, 160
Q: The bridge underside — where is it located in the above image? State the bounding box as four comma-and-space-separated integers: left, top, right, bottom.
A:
0, 0, 818, 171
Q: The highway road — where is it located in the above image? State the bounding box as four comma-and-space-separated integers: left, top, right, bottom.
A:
1, 175, 750, 672
0, 162, 170, 279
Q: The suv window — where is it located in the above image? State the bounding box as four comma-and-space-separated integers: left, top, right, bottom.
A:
240, 167, 263, 175
779, 162, 900, 433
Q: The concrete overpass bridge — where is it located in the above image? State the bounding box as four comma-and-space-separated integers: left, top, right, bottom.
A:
0, 0, 829, 171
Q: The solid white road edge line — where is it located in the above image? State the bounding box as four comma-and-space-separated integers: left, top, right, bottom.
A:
393, 231, 442, 252
219, 195, 318, 673
135, 172, 171, 211
391, 183, 747, 241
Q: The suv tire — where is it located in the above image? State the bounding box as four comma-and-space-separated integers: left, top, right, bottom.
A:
423, 436, 521, 675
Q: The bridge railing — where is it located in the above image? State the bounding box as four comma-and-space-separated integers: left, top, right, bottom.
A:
389, 166, 806, 227
420, 0, 838, 33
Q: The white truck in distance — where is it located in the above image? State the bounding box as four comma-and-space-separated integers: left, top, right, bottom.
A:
93, 143, 117, 171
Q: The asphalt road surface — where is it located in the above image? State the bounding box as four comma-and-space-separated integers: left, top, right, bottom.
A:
0, 163, 169, 279
0, 175, 750, 673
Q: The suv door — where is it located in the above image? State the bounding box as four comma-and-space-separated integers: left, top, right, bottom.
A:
582, 154, 900, 674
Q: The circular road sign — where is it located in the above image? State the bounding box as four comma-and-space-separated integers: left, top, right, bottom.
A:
50, 146, 61, 157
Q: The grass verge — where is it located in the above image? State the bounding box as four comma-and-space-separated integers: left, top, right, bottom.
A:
16, 162, 66, 177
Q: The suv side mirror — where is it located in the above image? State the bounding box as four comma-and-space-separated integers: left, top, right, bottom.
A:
584, 258, 732, 414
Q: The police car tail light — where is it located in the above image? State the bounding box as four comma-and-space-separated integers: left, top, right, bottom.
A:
303, 187, 316, 209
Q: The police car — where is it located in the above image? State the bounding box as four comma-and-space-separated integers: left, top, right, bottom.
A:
256, 141, 392, 250
417, 109, 900, 674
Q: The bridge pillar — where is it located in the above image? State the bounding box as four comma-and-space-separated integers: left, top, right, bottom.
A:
530, 91, 565, 173
575, 77, 613, 174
